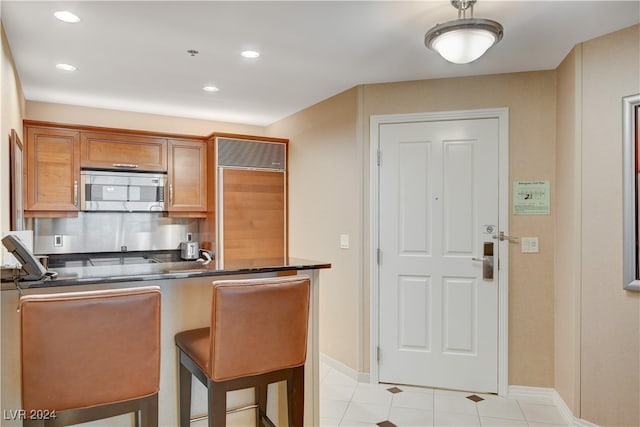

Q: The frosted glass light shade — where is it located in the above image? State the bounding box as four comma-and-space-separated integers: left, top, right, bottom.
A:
425, 18, 503, 64
431, 28, 496, 64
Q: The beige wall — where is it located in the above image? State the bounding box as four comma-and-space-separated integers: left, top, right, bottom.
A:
269, 71, 558, 383
516, 24, 639, 426
275, 27, 639, 426
361, 72, 557, 386
0, 18, 26, 414
1, 23, 26, 258
25, 101, 265, 137
267, 87, 363, 368
579, 25, 640, 426
554, 46, 582, 415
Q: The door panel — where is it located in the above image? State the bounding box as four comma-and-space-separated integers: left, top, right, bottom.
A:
398, 140, 432, 255
442, 277, 476, 354
443, 142, 475, 255
25, 126, 80, 213
378, 118, 499, 393
398, 275, 431, 351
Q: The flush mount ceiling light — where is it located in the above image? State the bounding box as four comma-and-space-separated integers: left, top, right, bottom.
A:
55, 63, 76, 71
240, 50, 260, 59
424, 0, 503, 64
54, 11, 80, 23
202, 85, 219, 93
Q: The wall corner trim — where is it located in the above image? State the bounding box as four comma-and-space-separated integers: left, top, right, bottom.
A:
508, 385, 598, 426
320, 352, 370, 384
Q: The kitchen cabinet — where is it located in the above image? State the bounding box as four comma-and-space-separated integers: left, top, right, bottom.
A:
167, 139, 207, 215
24, 125, 81, 215
80, 132, 167, 172
215, 136, 288, 265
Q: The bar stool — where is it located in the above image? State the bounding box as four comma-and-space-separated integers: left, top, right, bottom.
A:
19, 286, 161, 427
175, 275, 310, 427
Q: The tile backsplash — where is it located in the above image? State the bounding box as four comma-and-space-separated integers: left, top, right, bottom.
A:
27, 212, 201, 255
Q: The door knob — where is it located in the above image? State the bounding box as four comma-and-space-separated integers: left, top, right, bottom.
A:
492, 231, 519, 242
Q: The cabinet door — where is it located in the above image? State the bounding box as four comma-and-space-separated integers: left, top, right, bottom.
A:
25, 127, 80, 213
220, 168, 286, 264
167, 139, 207, 213
81, 132, 167, 171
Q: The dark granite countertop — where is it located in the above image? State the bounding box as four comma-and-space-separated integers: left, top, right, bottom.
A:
1, 252, 330, 291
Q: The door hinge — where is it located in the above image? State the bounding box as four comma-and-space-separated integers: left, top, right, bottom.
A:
376, 248, 381, 265
377, 346, 381, 362
377, 150, 381, 166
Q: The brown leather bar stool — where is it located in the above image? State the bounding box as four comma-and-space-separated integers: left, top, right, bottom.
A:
19, 286, 161, 427
175, 275, 310, 427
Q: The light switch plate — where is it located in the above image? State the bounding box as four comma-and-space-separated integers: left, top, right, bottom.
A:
340, 234, 350, 249
521, 237, 539, 253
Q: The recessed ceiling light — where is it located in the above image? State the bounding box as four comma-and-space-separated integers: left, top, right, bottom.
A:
241, 50, 260, 59
56, 63, 77, 71
54, 11, 80, 23
203, 86, 219, 93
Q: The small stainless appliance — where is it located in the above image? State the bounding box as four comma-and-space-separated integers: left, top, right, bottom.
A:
81, 170, 166, 212
180, 241, 199, 260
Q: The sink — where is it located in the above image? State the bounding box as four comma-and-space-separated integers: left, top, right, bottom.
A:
89, 257, 159, 266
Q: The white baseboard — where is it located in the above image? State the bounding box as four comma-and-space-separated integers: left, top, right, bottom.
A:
508, 386, 599, 427
320, 352, 370, 383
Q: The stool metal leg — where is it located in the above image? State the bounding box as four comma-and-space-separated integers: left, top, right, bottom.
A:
255, 384, 268, 426
208, 380, 227, 427
140, 394, 159, 427
289, 366, 304, 427
179, 357, 193, 427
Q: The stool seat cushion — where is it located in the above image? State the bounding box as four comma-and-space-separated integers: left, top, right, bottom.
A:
175, 327, 211, 374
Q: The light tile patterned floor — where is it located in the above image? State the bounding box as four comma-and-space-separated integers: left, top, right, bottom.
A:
320, 363, 570, 427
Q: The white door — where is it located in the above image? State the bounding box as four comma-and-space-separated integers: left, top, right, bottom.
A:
378, 117, 499, 393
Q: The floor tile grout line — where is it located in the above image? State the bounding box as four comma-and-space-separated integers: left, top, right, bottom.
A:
321, 363, 568, 427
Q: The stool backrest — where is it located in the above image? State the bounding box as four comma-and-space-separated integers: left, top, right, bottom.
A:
19, 286, 161, 412
209, 275, 310, 381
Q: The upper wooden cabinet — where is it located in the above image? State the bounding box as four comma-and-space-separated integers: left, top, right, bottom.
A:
21, 122, 283, 226
167, 139, 207, 214
80, 132, 167, 172
24, 126, 81, 214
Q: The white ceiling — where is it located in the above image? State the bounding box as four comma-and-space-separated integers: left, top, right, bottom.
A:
2, 1, 639, 126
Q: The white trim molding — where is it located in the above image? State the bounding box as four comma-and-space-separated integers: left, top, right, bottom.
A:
508, 386, 599, 426
320, 353, 370, 384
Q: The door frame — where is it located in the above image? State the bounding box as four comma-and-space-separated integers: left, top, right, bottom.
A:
369, 108, 509, 396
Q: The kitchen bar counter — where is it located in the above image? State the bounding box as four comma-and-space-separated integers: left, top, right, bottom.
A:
1, 252, 330, 290
1, 257, 330, 426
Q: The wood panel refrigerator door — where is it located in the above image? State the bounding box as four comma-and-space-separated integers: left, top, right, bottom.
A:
378, 118, 499, 393
219, 168, 286, 267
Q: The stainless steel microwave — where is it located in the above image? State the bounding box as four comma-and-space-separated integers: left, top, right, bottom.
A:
80, 170, 166, 212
